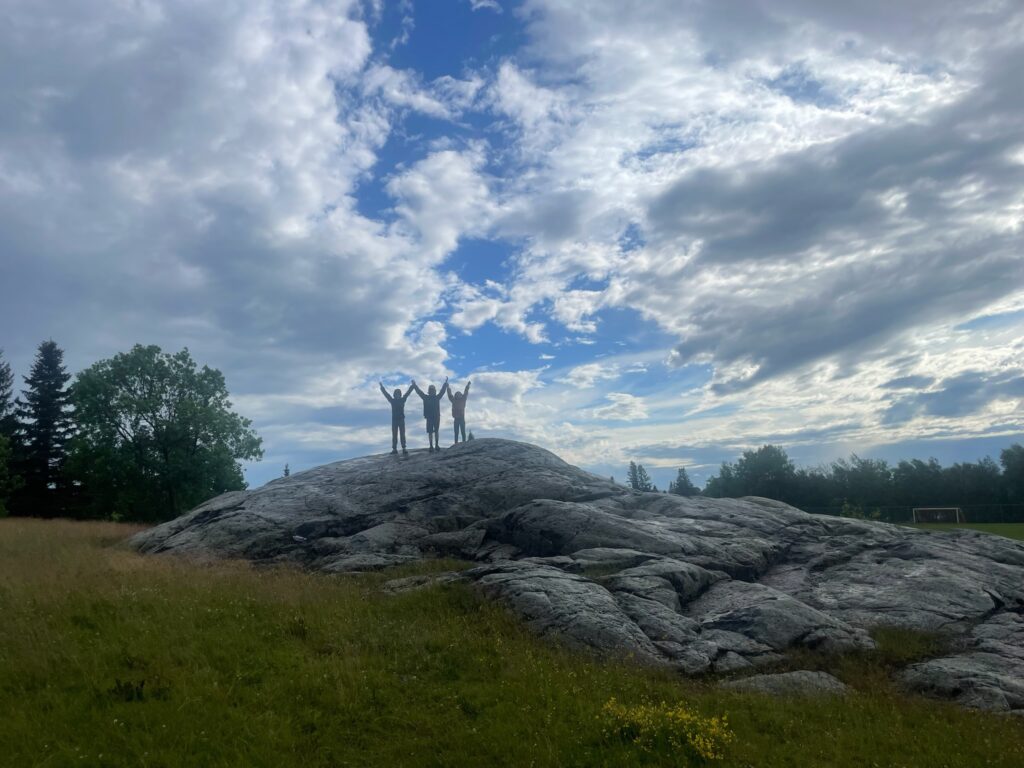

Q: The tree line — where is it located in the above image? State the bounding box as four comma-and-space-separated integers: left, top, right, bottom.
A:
0, 342, 262, 522
627, 443, 1024, 522
626, 461, 699, 496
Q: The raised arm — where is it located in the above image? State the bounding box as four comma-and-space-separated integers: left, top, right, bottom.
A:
402, 383, 415, 402
410, 380, 425, 398
379, 382, 393, 403
439, 378, 449, 398
447, 386, 455, 402
464, 381, 471, 398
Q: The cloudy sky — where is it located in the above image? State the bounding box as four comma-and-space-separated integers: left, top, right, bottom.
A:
2, 0, 1022, 489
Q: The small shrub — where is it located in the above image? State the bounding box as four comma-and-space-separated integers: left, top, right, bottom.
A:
839, 502, 881, 520
601, 697, 734, 761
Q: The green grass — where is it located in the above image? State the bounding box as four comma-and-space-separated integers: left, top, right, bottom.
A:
1, 519, 1022, 767
910, 522, 1024, 541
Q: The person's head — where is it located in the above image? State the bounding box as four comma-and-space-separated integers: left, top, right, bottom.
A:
393, 388, 402, 399
428, 384, 436, 395
454, 392, 464, 400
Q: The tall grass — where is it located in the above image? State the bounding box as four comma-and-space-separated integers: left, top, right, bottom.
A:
1, 518, 1022, 767
911, 522, 1024, 541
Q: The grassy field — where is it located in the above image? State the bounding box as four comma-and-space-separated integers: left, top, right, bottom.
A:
1, 519, 1023, 767
909, 522, 1024, 541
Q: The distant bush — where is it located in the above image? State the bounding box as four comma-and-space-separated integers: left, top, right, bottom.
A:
601, 697, 734, 761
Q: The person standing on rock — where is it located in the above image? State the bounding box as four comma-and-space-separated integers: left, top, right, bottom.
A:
411, 377, 448, 452
447, 380, 471, 445
380, 381, 414, 455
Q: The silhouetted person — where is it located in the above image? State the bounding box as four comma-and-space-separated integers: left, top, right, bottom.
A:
380, 381, 414, 455
411, 377, 448, 452
448, 380, 471, 444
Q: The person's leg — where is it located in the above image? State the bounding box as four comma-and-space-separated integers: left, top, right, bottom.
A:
427, 422, 434, 450
399, 421, 407, 452
458, 418, 466, 442
391, 421, 399, 453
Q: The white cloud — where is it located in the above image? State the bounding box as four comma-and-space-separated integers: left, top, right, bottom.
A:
3, 0, 1022, 491
362, 64, 452, 118
469, 0, 502, 13
387, 146, 494, 263
558, 362, 620, 388
593, 393, 648, 421
471, 369, 545, 404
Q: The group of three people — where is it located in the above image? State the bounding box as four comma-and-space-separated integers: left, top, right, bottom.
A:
379, 377, 472, 455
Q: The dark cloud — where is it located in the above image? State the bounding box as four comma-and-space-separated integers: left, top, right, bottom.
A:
639, 45, 1024, 390
635, 420, 864, 463
881, 375, 935, 390
883, 370, 1024, 424
649, 49, 1024, 263
0, 1, 454, 402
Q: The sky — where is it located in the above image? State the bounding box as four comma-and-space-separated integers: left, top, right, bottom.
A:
1, 0, 1022, 491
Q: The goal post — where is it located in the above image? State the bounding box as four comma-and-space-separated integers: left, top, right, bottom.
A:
912, 507, 964, 524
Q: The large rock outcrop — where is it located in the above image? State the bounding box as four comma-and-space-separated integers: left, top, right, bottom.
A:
132, 439, 1024, 713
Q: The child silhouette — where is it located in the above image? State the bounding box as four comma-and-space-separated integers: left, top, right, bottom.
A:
448, 380, 471, 444
379, 381, 414, 455
411, 377, 449, 452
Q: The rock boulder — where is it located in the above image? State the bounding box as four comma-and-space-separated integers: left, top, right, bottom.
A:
132, 438, 1024, 712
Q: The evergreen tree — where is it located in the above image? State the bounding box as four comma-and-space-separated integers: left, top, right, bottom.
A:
0, 435, 17, 516
283, 463, 290, 477
627, 461, 653, 491
0, 349, 16, 437
0, 350, 19, 513
668, 467, 699, 496
637, 464, 653, 491
14, 340, 74, 516
467, 431, 475, 441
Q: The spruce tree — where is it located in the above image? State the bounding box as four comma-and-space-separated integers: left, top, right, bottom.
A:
627, 461, 654, 491
627, 461, 639, 489
636, 463, 653, 491
0, 350, 21, 513
0, 349, 15, 437
15, 340, 73, 516
669, 467, 699, 496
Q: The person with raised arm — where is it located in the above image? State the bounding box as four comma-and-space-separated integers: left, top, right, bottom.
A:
380, 381, 414, 456
411, 377, 449, 452
447, 380, 472, 445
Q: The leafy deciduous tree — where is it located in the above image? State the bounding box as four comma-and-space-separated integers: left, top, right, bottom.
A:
69, 344, 263, 521
705, 445, 795, 501
1002, 444, 1024, 503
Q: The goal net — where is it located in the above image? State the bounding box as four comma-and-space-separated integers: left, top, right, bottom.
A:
912, 507, 964, 523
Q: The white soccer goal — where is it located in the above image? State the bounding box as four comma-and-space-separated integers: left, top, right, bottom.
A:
912, 507, 964, 523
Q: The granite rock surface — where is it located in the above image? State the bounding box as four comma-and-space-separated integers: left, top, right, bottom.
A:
132, 439, 1024, 711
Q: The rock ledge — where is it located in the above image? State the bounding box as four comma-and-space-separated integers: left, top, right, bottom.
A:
132, 438, 1024, 712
